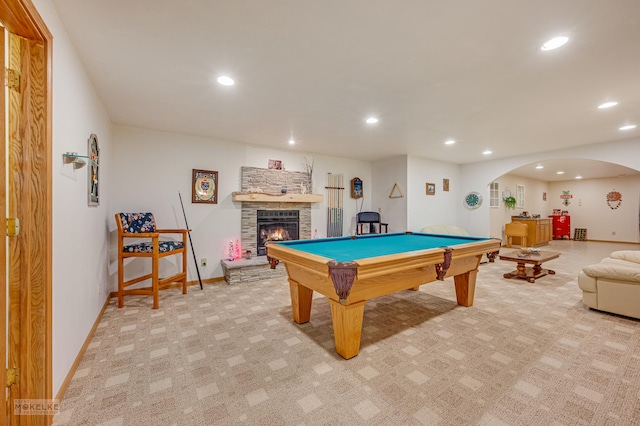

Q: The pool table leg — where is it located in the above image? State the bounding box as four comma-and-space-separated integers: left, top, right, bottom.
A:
329, 299, 366, 359
453, 269, 477, 307
288, 280, 313, 324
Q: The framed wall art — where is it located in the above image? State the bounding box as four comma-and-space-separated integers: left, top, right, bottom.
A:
268, 159, 283, 170
192, 169, 218, 204
88, 134, 99, 206
426, 182, 435, 195
443, 178, 450, 192
351, 177, 363, 199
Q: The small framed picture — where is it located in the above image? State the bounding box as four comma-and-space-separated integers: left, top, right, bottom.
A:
268, 159, 283, 170
443, 178, 450, 192
192, 169, 218, 204
426, 183, 435, 195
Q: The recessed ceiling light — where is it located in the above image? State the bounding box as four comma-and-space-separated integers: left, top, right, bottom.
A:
444, 140, 456, 145
556, 171, 565, 175
541, 36, 569, 51
288, 139, 295, 145
365, 117, 379, 124
575, 175, 583, 179
482, 150, 492, 155
535, 165, 544, 169
619, 124, 637, 131
217, 76, 235, 86
598, 101, 618, 109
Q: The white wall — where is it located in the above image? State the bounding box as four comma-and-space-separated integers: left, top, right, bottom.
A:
111, 126, 372, 283
548, 175, 639, 242
33, 0, 114, 396
406, 156, 461, 231
372, 155, 408, 232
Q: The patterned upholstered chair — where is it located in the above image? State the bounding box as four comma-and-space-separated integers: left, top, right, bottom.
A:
115, 213, 189, 309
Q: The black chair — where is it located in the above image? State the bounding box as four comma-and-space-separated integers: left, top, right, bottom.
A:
356, 212, 388, 235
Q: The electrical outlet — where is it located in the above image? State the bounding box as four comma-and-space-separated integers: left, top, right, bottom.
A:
201, 258, 207, 267
612, 231, 616, 236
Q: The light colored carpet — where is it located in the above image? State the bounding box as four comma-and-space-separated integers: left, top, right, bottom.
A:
54, 241, 640, 425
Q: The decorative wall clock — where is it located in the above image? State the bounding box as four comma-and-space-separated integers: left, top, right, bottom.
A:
192, 169, 218, 204
464, 191, 482, 209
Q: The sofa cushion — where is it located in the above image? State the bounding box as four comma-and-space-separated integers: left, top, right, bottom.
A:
610, 250, 640, 265
420, 224, 470, 236
582, 261, 640, 283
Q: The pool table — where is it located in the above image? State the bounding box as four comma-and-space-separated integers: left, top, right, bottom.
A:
266, 232, 501, 359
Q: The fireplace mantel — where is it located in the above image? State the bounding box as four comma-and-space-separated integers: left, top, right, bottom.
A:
232, 192, 323, 203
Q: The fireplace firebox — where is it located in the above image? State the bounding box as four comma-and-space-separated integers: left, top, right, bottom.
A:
257, 210, 299, 256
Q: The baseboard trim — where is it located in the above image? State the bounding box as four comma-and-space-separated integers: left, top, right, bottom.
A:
55, 294, 111, 402
581, 239, 640, 245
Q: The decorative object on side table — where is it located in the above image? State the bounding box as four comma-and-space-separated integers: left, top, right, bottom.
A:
192, 169, 218, 204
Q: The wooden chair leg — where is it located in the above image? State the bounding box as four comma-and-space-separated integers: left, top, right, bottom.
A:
152, 255, 159, 309
182, 249, 188, 294
118, 255, 124, 308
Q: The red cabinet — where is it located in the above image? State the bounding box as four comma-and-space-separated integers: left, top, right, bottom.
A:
550, 215, 571, 239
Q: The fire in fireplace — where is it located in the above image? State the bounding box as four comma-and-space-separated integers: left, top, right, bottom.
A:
257, 210, 299, 255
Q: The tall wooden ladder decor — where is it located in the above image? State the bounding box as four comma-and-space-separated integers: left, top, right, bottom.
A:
325, 173, 344, 237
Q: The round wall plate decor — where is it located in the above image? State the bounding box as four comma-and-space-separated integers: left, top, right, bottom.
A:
464, 191, 482, 209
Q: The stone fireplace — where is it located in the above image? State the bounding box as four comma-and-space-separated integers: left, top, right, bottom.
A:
222, 166, 322, 284
237, 166, 317, 257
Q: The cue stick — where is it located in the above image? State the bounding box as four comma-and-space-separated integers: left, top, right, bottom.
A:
178, 190, 203, 290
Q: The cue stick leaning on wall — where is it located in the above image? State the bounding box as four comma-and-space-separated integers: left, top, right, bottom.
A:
178, 190, 203, 290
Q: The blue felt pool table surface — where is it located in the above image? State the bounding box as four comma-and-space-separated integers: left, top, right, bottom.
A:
273, 232, 491, 262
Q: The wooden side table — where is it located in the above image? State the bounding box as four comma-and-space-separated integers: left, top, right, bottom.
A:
499, 250, 561, 283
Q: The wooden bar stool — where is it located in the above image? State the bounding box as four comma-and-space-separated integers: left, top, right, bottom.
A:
505, 222, 528, 248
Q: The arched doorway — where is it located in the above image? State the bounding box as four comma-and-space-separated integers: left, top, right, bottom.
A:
487, 159, 640, 244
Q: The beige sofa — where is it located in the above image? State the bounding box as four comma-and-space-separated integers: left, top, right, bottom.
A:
578, 250, 640, 319
420, 224, 489, 263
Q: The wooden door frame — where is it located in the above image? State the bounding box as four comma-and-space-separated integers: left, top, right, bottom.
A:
1, 0, 52, 423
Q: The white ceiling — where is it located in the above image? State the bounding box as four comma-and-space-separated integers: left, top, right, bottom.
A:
51, 0, 640, 180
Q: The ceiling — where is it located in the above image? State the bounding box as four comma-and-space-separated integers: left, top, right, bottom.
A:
51, 0, 640, 180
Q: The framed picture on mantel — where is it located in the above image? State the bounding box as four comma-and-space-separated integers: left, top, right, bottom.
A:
192, 169, 218, 204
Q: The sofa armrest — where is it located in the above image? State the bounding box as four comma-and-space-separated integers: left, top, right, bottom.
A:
582, 261, 640, 283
